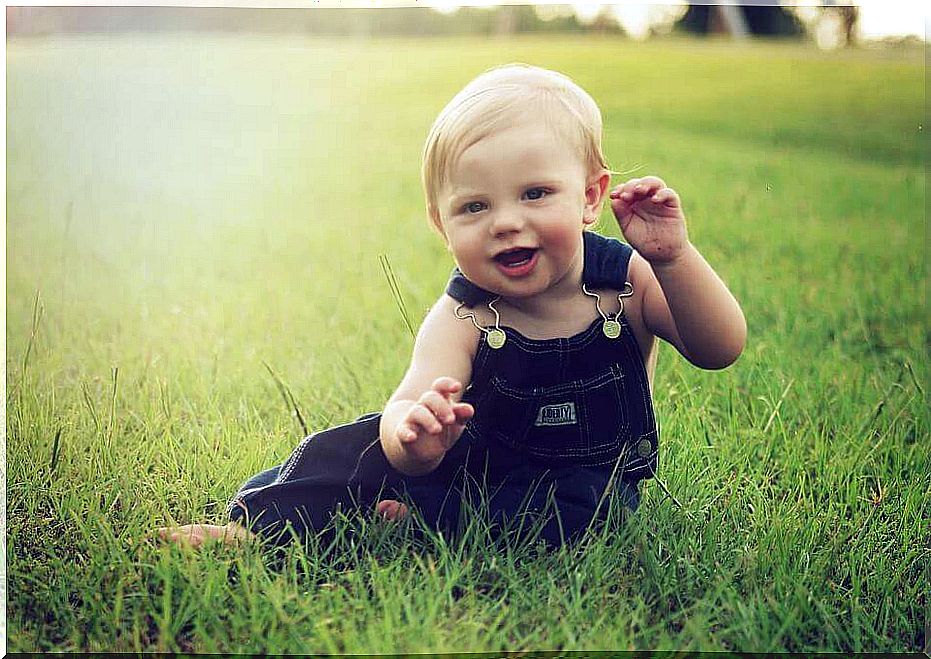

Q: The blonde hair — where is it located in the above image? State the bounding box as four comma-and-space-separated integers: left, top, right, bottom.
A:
421, 63, 610, 232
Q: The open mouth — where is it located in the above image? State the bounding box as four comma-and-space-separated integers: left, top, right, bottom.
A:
493, 247, 537, 268
493, 247, 539, 277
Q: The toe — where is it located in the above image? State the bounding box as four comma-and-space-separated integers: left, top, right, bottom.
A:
376, 499, 410, 521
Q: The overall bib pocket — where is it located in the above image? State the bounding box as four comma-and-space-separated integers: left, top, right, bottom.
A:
473, 365, 631, 466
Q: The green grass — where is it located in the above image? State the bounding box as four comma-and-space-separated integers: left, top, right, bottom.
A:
7, 33, 929, 653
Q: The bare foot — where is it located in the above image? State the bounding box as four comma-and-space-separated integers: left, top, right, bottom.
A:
156, 522, 254, 548
375, 499, 410, 521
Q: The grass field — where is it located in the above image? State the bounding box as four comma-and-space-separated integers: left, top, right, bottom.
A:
6, 33, 928, 652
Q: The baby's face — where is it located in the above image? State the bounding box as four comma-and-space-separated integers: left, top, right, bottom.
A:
437, 117, 601, 301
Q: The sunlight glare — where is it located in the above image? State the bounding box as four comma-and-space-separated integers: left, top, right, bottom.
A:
856, 1, 926, 39
427, 0, 460, 15
611, 3, 687, 40
572, 3, 602, 24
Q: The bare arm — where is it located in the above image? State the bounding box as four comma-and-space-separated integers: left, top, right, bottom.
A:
633, 247, 746, 369
611, 176, 746, 370
379, 294, 479, 476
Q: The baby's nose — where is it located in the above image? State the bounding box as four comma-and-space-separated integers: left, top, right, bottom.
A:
489, 207, 526, 235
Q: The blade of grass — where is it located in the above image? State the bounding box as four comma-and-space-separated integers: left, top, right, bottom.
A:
22, 289, 44, 377
855, 365, 906, 439
11, 289, 45, 398
903, 360, 924, 396
378, 253, 415, 339
81, 381, 101, 434
106, 366, 119, 451
763, 378, 794, 434
49, 426, 63, 474
262, 361, 309, 437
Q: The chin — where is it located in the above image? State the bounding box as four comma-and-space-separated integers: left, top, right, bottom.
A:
495, 278, 550, 299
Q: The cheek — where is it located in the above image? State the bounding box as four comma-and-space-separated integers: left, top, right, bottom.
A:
538, 217, 582, 249
446, 230, 482, 262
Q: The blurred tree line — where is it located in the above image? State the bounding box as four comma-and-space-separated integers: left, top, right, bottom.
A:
6, 4, 839, 41
678, 5, 805, 37
7, 6, 609, 37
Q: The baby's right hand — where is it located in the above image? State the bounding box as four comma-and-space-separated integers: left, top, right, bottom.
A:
395, 377, 474, 467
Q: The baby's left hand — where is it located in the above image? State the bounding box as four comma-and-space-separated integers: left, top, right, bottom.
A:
609, 176, 689, 265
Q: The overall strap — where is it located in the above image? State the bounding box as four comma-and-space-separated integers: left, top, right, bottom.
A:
445, 231, 634, 305
581, 231, 634, 290
446, 268, 497, 306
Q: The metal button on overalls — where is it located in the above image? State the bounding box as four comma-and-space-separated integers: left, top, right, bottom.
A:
637, 438, 652, 458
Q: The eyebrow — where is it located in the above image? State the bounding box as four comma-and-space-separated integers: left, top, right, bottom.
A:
448, 179, 562, 203
446, 190, 484, 207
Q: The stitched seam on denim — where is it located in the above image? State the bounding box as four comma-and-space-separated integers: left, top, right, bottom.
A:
467, 331, 492, 395
489, 317, 603, 352
631, 336, 659, 474
463, 421, 481, 442
508, 436, 637, 462
490, 368, 620, 399
579, 374, 590, 444
622, 330, 655, 427
478, 411, 635, 458
226, 481, 276, 518
502, 328, 601, 354
484, 365, 633, 459
504, 436, 636, 459
276, 435, 313, 483
490, 303, 636, 354
275, 414, 379, 484
488, 378, 536, 402
226, 496, 246, 517
584, 363, 631, 454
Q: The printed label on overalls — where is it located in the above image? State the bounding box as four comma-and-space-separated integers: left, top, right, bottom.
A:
535, 402, 577, 426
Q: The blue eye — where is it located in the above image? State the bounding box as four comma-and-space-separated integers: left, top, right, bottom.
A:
464, 201, 486, 214
525, 188, 548, 201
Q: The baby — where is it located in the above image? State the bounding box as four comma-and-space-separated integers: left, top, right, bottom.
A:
160, 64, 746, 549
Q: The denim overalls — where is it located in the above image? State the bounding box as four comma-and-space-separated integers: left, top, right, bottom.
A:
228, 231, 659, 547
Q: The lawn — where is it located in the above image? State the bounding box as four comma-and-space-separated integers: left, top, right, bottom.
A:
6, 33, 928, 652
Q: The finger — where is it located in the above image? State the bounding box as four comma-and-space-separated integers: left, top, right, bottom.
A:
407, 403, 443, 435
396, 421, 418, 443
629, 183, 657, 200
161, 526, 201, 547
636, 176, 666, 196
223, 523, 253, 544
613, 178, 648, 203
610, 194, 634, 217
451, 402, 474, 424
611, 190, 633, 207
430, 376, 462, 397
419, 390, 456, 424
157, 524, 189, 539
651, 187, 680, 207
612, 177, 639, 197
620, 177, 666, 203
157, 527, 186, 543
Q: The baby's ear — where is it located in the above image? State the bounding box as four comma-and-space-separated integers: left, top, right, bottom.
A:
583, 170, 611, 224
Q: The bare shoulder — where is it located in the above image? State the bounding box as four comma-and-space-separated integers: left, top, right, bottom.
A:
388, 294, 482, 404
418, 294, 483, 361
